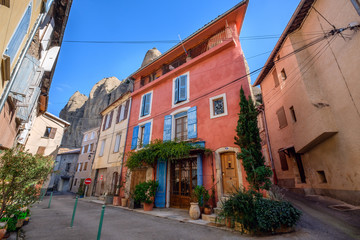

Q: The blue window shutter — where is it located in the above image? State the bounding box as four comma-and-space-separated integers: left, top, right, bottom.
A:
163, 115, 172, 141
174, 77, 179, 104
187, 106, 197, 139
141, 94, 146, 116
143, 122, 151, 146
144, 93, 151, 116
131, 126, 139, 150
5, 3, 32, 64
179, 75, 187, 101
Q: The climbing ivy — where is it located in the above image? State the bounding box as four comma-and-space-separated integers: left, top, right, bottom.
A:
126, 139, 211, 170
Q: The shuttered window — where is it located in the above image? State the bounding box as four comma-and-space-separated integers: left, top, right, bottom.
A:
43, 127, 56, 139
163, 115, 172, 141
84, 162, 88, 171
279, 151, 289, 171
99, 140, 105, 156
114, 134, 121, 153
140, 93, 151, 117
187, 106, 197, 139
276, 106, 288, 129
5, 2, 32, 64
131, 126, 139, 150
272, 68, 279, 87
175, 116, 188, 141
37, 146, 46, 155
174, 74, 188, 104
116, 105, 122, 123
0, 0, 10, 7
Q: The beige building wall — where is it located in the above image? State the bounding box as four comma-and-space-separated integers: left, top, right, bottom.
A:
0, 0, 42, 95
259, 0, 360, 204
71, 127, 99, 194
25, 112, 70, 156
90, 93, 131, 197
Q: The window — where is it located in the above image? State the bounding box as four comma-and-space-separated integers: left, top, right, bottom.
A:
81, 146, 85, 154
84, 162, 88, 171
351, 0, 360, 15
84, 134, 88, 141
74, 178, 77, 187
102, 111, 113, 131
37, 146, 46, 155
91, 131, 95, 139
175, 115, 188, 141
317, 171, 327, 183
43, 127, 57, 139
209, 93, 228, 118
65, 163, 71, 172
116, 100, 130, 123
89, 143, 94, 152
4, 2, 32, 64
276, 106, 288, 129
289, 106, 297, 122
140, 92, 152, 117
77, 163, 80, 172
279, 151, 288, 171
99, 140, 105, 156
281, 68, 287, 80
131, 122, 152, 150
114, 133, 121, 153
79, 163, 83, 172
173, 73, 189, 105
272, 68, 279, 87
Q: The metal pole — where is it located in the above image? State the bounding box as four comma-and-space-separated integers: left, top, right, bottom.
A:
70, 196, 78, 227
48, 192, 53, 208
97, 205, 106, 240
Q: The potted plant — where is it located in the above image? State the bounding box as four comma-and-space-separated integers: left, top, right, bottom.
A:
113, 183, 123, 206
193, 185, 210, 213
133, 180, 159, 211
0, 222, 7, 239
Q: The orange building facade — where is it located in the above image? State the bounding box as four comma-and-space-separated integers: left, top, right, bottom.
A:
122, 1, 252, 208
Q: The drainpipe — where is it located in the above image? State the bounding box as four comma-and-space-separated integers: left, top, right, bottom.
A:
0, 13, 45, 113
259, 104, 278, 185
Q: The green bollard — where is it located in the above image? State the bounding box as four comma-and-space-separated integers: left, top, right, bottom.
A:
48, 192, 53, 208
97, 205, 106, 240
70, 196, 78, 227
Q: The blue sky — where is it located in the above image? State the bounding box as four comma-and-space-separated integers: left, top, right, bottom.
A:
48, 0, 300, 116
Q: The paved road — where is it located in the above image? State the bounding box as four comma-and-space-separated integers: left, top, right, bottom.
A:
22, 194, 359, 240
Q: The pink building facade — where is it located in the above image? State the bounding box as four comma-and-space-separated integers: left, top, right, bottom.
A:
122, 1, 252, 208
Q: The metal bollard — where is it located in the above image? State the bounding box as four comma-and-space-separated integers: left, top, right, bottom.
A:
70, 196, 78, 227
97, 205, 106, 240
48, 192, 53, 208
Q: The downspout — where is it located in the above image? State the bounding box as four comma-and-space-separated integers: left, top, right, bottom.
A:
0, 13, 45, 112
259, 104, 278, 185
118, 96, 132, 197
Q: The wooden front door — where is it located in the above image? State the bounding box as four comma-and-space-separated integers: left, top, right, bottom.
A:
221, 152, 239, 194
130, 168, 147, 194
170, 158, 197, 208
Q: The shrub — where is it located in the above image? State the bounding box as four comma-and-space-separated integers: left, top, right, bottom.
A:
218, 188, 301, 234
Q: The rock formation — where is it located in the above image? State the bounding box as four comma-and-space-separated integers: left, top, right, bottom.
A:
141, 48, 161, 67
60, 77, 132, 147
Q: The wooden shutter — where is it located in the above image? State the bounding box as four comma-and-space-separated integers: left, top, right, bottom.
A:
143, 122, 151, 146
163, 115, 172, 141
114, 134, 121, 152
124, 100, 129, 119
102, 115, 107, 131
179, 75, 187, 101
1, 55, 10, 81
276, 106, 288, 129
131, 126, 139, 150
49, 128, 57, 139
37, 146, 46, 155
84, 162, 88, 171
116, 105, 122, 123
5, 3, 32, 64
143, 93, 151, 116
272, 68, 279, 87
108, 111, 114, 128
279, 151, 289, 171
174, 77, 179, 104
1, 0, 10, 7
187, 106, 197, 139
141, 94, 146, 116
99, 140, 105, 156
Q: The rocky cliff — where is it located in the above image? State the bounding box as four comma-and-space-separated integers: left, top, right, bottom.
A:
59, 77, 132, 147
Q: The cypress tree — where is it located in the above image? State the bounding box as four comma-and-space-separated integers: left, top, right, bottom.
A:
235, 87, 272, 191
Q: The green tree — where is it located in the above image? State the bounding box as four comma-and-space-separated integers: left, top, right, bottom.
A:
234, 87, 272, 191
0, 149, 53, 219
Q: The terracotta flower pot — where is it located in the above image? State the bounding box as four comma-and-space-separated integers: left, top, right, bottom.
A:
189, 202, 201, 220
225, 217, 234, 228
143, 202, 154, 211
203, 207, 212, 215
121, 198, 128, 207
0, 228, 6, 240
113, 196, 121, 206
